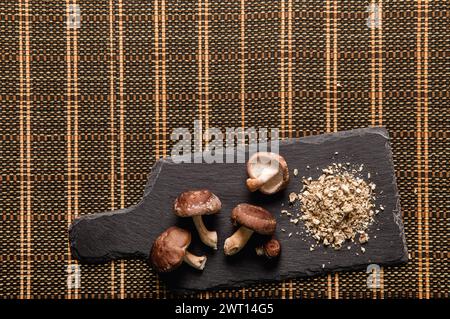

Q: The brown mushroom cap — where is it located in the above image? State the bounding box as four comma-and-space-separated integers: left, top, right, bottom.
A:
150, 226, 191, 272
231, 204, 276, 235
246, 152, 289, 194
173, 189, 222, 217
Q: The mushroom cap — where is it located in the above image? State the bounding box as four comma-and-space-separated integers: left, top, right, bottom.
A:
173, 189, 222, 217
150, 226, 191, 272
247, 152, 289, 194
231, 203, 277, 235
263, 238, 281, 258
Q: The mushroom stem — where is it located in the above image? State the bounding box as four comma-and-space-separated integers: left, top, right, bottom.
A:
246, 168, 278, 192
183, 251, 207, 270
223, 226, 254, 256
192, 215, 218, 249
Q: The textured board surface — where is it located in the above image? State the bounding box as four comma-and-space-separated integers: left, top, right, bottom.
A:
69, 128, 408, 292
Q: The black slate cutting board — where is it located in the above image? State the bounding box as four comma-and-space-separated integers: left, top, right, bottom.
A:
69, 127, 408, 292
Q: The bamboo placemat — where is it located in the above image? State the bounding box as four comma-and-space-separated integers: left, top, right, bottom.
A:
0, 0, 448, 299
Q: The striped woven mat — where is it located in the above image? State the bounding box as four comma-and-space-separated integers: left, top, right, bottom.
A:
1, 1, 448, 299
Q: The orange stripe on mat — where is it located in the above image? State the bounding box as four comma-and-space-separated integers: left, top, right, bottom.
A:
204, 0, 210, 299
287, 0, 293, 139
204, 0, 210, 139
18, 0, 25, 300
325, 0, 332, 299
422, 0, 430, 299
370, 0, 376, 127
154, 0, 160, 161
24, 0, 32, 300
161, 0, 167, 159
333, 0, 339, 299
197, 0, 204, 299
197, 0, 203, 153
332, 0, 338, 134
280, 0, 286, 299
161, 0, 168, 298
153, 0, 161, 299
65, 0, 73, 300
280, 0, 286, 140
377, 0, 384, 127
416, 0, 426, 300
287, 0, 293, 295
240, 0, 246, 130
378, 0, 384, 298
325, 0, 331, 134
72, 0, 80, 299
240, 0, 246, 297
